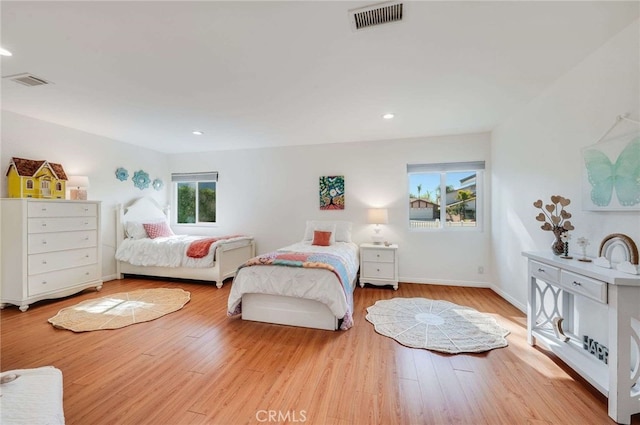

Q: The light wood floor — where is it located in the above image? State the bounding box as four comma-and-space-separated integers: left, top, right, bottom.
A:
1, 278, 634, 425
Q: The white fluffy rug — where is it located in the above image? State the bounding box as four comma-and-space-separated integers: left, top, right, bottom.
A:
366, 298, 509, 354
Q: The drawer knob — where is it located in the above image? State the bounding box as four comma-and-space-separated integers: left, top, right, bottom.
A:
42, 281, 47, 284
42, 223, 47, 227
85, 237, 89, 241
42, 260, 47, 264
84, 208, 89, 211
377, 268, 380, 272
41, 208, 47, 211
42, 240, 47, 245
537, 268, 545, 272
572, 281, 582, 286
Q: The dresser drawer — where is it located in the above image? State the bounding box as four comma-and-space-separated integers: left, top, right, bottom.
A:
28, 264, 100, 296
560, 270, 607, 304
531, 260, 560, 284
362, 249, 395, 263
28, 202, 97, 218
28, 248, 98, 275
362, 262, 395, 279
28, 217, 97, 234
28, 231, 97, 254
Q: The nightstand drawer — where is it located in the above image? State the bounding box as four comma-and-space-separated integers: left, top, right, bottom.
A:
362, 262, 395, 279
560, 270, 607, 304
362, 249, 395, 263
531, 260, 560, 284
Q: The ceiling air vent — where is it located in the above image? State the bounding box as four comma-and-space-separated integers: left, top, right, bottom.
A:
4, 73, 51, 87
350, 2, 403, 31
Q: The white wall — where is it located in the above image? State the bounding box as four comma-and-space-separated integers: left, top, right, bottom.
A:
1, 110, 491, 286
1, 111, 170, 280
491, 19, 640, 311
171, 132, 492, 286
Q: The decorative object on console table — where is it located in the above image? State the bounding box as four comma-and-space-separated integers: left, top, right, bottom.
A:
560, 231, 572, 259
577, 237, 592, 262
367, 208, 388, 244
6, 157, 67, 199
67, 175, 89, 200
598, 233, 639, 275
533, 195, 575, 255
319, 175, 344, 210
359, 243, 399, 290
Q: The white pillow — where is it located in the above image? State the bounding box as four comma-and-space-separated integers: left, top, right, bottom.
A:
304, 220, 352, 243
125, 219, 166, 239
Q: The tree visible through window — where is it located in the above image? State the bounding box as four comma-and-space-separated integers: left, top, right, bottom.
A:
407, 162, 484, 230
172, 172, 217, 224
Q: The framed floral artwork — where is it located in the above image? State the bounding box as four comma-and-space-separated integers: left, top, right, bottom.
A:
319, 175, 345, 210
581, 132, 640, 211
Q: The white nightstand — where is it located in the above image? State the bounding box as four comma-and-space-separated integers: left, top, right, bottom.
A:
359, 243, 399, 290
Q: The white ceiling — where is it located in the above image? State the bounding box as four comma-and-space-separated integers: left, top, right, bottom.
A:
1, 1, 638, 154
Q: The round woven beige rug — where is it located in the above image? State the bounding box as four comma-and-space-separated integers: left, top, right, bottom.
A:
366, 297, 509, 354
48, 288, 190, 332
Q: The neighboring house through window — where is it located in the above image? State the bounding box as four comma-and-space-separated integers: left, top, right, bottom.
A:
171, 172, 218, 224
407, 161, 484, 230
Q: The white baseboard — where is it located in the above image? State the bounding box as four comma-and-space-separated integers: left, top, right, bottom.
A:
489, 284, 526, 313
399, 277, 490, 288
102, 274, 118, 282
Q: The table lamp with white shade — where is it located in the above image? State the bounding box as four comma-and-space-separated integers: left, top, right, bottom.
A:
367, 208, 388, 245
67, 175, 90, 200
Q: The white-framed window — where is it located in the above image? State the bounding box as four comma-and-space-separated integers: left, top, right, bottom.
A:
407, 161, 484, 230
171, 172, 218, 225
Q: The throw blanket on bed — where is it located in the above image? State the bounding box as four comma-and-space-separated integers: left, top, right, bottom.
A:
230, 251, 354, 329
186, 235, 244, 258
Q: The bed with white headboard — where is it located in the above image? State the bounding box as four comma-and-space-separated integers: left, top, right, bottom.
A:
227, 220, 359, 331
115, 197, 255, 288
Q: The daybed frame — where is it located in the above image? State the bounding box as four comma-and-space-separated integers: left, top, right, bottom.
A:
116, 197, 255, 288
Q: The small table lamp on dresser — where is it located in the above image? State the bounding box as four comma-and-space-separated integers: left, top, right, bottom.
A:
67, 175, 90, 200
367, 208, 388, 245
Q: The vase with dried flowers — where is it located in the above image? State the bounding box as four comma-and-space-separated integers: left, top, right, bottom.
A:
533, 195, 575, 255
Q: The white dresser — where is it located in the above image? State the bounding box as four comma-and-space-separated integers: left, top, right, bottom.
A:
359, 243, 399, 290
1, 199, 102, 311
523, 251, 640, 424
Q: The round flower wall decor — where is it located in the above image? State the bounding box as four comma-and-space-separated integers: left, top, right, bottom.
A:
152, 178, 164, 191
115, 167, 129, 181
132, 170, 151, 190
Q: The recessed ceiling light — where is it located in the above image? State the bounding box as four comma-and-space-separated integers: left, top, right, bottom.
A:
192, 130, 204, 136
0, 47, 13, 57
382, 113, 395, 119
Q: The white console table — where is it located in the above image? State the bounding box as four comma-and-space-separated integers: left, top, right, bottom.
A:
523, 251, 640, 424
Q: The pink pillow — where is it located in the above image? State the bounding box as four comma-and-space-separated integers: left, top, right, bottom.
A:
312, 230, 332, 246
143, 221, 174, 239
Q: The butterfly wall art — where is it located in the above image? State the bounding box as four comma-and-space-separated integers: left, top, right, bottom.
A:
581, 132, 640, 211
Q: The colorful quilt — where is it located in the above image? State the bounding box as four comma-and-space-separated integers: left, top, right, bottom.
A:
231, 250, 354, 329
